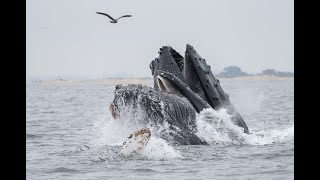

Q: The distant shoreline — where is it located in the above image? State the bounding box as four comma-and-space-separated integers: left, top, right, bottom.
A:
32, 75, 293, 86
218, 75, 293, 80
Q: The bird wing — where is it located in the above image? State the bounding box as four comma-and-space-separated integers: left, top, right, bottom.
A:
96, 12, 115, 21
117, 15, 132, 20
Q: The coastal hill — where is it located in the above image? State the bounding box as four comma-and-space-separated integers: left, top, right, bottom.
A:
217, 66, 249, 78
216, 66, 294, 78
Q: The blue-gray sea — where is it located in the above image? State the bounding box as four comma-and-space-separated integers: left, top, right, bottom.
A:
26, 79, 294, 180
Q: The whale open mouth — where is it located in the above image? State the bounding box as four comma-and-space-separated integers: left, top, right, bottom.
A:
150, 45, 212, 113
110, 44, 249, 137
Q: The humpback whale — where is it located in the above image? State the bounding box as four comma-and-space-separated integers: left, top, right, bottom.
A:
110, 44, 249, 149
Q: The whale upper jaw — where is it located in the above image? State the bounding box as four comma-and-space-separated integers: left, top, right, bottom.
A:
149, 44, 236, 114
150, 44, 230, 113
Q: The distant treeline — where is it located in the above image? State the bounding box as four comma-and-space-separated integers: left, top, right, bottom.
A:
216, 66, 294, 78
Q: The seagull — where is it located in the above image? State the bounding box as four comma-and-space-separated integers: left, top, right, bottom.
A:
96, 12, 132, 23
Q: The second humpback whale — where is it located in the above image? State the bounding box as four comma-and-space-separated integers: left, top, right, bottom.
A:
109, 44, 249, 150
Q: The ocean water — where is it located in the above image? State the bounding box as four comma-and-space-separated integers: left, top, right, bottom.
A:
26, 79, 294, 180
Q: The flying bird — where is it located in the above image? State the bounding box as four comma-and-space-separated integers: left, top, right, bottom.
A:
96, 12, 132, 23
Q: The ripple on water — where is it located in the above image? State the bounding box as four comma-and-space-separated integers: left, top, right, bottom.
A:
26, 133, 43, 139
47, 167, 80, 173
130, 168, 159, 173
264, 152, 293, 160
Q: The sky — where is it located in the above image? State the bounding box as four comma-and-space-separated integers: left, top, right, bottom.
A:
26, 0, 293, 80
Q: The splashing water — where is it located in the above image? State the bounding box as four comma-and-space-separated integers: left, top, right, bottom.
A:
246, 125, 294, 145
196, 108, 294, 146
90, 106, 293, 161
141, 136, 182, 159
196, 108, 247, 145
90, 106, 182, 160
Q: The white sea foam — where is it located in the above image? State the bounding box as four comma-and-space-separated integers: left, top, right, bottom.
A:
196, 108, 247, 145
245, 125, 294, 145
195, 108, 294, 145
141, 136, 182, 159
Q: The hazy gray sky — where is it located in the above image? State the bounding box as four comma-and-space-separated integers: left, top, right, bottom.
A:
26, 0, 293, 79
